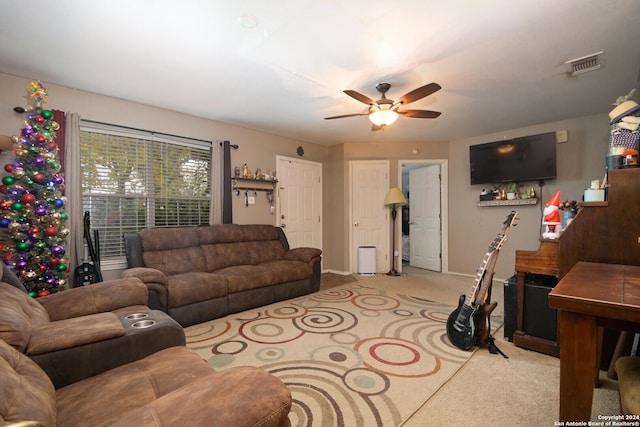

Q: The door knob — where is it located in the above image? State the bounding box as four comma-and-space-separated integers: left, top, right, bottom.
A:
354, 222, 359, 227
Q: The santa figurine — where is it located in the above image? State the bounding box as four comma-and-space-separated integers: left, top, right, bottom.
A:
542, 191, 561, 239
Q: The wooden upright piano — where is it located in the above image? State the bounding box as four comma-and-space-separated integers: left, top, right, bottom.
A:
513, 168, 640, 356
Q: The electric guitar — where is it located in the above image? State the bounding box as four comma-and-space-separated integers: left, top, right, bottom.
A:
446, 211, 518, 350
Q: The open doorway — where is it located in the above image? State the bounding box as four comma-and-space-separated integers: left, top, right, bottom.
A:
399, 159, 448, 274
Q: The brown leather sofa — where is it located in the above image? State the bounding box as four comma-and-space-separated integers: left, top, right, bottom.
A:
123, 224, 322, 326
0, 267, 185, 388
615, 356, 640, 415
0, 338, 292, 426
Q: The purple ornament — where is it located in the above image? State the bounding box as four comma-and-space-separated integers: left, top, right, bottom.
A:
15, 259, 28, 270
21, 126, 34, 137
54, 176, 64, 186
50, 245, 65, 256
32, 157, 46, 168
35, 206, 47, 216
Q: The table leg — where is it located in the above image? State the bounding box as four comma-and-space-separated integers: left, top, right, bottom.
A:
558, 310, 598, 421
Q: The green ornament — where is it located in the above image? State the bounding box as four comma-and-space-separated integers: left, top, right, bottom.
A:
2, 176, 15, 185
16, 241, 30, 251
12, 202, 23, 211
41, 110, 53, 120
28, 291, 37, 298
57, 264, 67, 272
59, 212, 68, 220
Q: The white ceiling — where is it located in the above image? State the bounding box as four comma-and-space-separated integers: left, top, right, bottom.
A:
1, 1, 639, 146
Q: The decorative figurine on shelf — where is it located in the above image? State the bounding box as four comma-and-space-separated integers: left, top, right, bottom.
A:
242, 163, 249, 178
542, 191, 561, 239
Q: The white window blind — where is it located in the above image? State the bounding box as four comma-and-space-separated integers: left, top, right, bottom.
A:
80, 121, 212, 261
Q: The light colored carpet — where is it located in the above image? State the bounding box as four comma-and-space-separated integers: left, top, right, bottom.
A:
187, 268, 621, 426
364, 267, 621, 426
185, 275, 498, 426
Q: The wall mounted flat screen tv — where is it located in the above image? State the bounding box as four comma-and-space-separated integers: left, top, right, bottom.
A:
469, 132, 557, 185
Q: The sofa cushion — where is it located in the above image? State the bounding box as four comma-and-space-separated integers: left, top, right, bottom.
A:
108, 366, 292, 427
202, 241, 286, 271
261, 260, 315, 284
38, 278, 149, 321
27, 312, 125, 356
197, 223, 279, 244
0, 282, 50, 352
285, 247, 322, 263
166, 272, 228, 307
616, 356, 640, 415
140, 227, 207, 275
217, 265, 277, 293
0, 338, 56, 427
56, 346, 216, 427
199, 224, 285, 270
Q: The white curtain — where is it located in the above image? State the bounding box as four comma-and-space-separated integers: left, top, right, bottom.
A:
64, 113, 84, 286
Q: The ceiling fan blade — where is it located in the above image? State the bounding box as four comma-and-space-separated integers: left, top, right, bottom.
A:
371, 123, 385, 131
324, 113, 369, 120
397, 83, 442, 105
344, 90, 376, 105
397, 109, 442, 119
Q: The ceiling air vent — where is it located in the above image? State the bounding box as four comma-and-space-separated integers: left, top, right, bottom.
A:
565, 51, 603, 76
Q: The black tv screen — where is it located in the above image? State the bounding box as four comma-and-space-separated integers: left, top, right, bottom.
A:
469, 132, 557, 185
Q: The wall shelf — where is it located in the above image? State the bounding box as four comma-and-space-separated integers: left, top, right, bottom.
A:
477, 198, 539, 207
231, 177, 277, 193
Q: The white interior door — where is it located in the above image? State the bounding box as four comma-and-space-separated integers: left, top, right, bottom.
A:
409, 165, 441, 271
276, 156, 322, 251
349, 161, 389, 274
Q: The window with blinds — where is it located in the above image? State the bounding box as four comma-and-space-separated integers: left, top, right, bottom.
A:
80, 122, 212, 262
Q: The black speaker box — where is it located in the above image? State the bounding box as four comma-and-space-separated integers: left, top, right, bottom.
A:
523, 282, 557, 341
503, 276, 517, 341
503, 274, 558, 342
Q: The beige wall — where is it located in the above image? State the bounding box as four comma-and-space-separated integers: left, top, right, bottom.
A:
447, 115, 611, 280
0, 73, 331, 263
328, 141, 449, 274
0, 72, 614, 280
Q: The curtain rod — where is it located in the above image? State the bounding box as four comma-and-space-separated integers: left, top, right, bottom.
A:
80, 118, 212, 144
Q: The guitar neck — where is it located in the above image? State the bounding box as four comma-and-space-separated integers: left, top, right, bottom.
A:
462, 211, 518, 308
475, 248, 501, 305
464, 250, 492, 306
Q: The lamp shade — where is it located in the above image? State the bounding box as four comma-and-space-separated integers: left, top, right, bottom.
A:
369, 110, 398, 127
384, 187, 407, 206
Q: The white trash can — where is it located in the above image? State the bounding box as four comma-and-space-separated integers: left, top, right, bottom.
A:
358, 246, 376, 275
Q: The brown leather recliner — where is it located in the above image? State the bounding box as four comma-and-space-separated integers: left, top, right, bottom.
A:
0, 266, 185, 388
0, 338, 292, 427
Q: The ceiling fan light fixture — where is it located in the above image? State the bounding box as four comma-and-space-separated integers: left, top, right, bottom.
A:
369, 110, 398, 126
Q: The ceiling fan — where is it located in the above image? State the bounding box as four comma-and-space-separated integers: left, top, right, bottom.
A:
325, 82, 442, 131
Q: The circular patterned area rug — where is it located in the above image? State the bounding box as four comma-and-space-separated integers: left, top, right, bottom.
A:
186, 284, 499, 426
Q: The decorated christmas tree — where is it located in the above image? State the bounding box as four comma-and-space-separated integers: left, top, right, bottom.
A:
0, 81, 69, 297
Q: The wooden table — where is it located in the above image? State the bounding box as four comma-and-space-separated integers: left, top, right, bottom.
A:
548, 262, 640, 421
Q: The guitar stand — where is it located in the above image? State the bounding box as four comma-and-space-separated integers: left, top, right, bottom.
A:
481, 335, 509, 359
478, 277, 509, 359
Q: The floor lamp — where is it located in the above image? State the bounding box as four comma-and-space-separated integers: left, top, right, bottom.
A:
384, 187, 407, 276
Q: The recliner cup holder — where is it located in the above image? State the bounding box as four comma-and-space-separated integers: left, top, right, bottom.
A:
131, 319, 156, 328
125, 313, 149, 320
